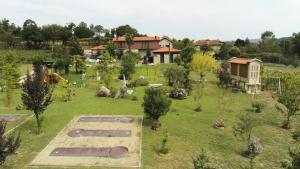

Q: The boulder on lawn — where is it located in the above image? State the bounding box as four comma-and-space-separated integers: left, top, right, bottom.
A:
97, 86, 111, 97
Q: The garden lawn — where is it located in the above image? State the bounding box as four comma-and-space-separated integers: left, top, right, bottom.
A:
0, 64, 298, 169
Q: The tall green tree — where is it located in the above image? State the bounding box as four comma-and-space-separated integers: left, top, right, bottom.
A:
22, 19, 42, 49
21, 62, 53, 134
0, 53, 19, 107
115, 25, 139, 37
73, 22, 94, 38
292, 32, 300, 57
41, 24, 62, 52
120, 52, 139, 80
259, 31, 281, 53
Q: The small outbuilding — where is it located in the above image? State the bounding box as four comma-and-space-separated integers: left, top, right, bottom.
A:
150, 47, 181, 64
228, 57, 262, 94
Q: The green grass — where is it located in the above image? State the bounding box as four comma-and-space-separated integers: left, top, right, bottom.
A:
0, 64, 298, 169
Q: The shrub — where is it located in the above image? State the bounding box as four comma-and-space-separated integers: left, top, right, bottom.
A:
292, 131, 300, 141
162, 65, 185, 87
214, 119, 225, 129
169, 88, 187, 100
131, 95, 138, 101
192, 149, 215, 169
159, 133, 169, 154
0, 122, 21, 165
160, 86, 173, 94
251, 101, 265, 113
109, 87, 118, 98
142, 87, 171, 130
135, 78, 149, 86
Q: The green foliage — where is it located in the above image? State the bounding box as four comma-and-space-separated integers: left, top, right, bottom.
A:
228, 46, 241, 57
22, 19, 43, 49
292, 131, 300, 141
21, 63, 53, 134
0, 122, 21, 165
281, 143, 300, 169
120, 52, 139, 80
259, 31, 281, 53
115, 25, 139, 37
192, 149, 215, 169
67, 37, 83, 56
96, 51, 115, 87
162, 65, 185, 87
159, 132, 169, 154
276, 74, 300, 129
251, 101, 265, 113
73, 22, 94, 39
127, 78, 149, 88
142, 87, 171, 129
292, 32, 300, 56
233, 113, 258, 142
0, 53, 19, 107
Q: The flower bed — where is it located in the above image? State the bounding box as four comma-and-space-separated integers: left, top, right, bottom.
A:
50, 146, 128, 158
78, 116, 134, 123
68, 129, 131, 137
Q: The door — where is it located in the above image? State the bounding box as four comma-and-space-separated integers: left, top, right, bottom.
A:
169, 54, 174, 63
160, 54, 164, 63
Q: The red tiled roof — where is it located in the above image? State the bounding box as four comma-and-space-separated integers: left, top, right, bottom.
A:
152, 47, 181, 53
113, 36, 161, 42
195, 39, 223, 46
229, 57, 262, 64
90, 45, 106, 50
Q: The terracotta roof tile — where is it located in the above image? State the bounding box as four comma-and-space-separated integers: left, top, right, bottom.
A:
113, 36, 160, 42
90, 45, 106, 50
229, 57, 262, 64
195, 39, 223, 46
152, 47, 181, 53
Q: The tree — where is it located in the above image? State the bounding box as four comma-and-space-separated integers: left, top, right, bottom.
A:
228, 46, 241, 57
96, 51, 115, 87
22, 19, 42, 49
142, 87, 171, 130
125, 33, 134, 51
180, 46, 196, 93
281, 143, 300, 169
292, 32, 300, 56
259, 31, 281, 53
233, 113, 258, 143
191, 52, 218, 111
162, 65, 185, 87
59, 26, 72, 45
67, 37, 83, 56
73, 22, 94, 38
276, 74, 300, 129
21, 62, 53, 134
200, 44, 212, 53
93, 25, 104, 36
72, 55, 86, 74
234, 38, 246, 47
192, 149, 215, 169
41, 24, 62, 52
115, 25, 139, 37
216, 61, 231, 87
0, 53, 19, 107
0, 122, 21, 165
120, 52, 139, 80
